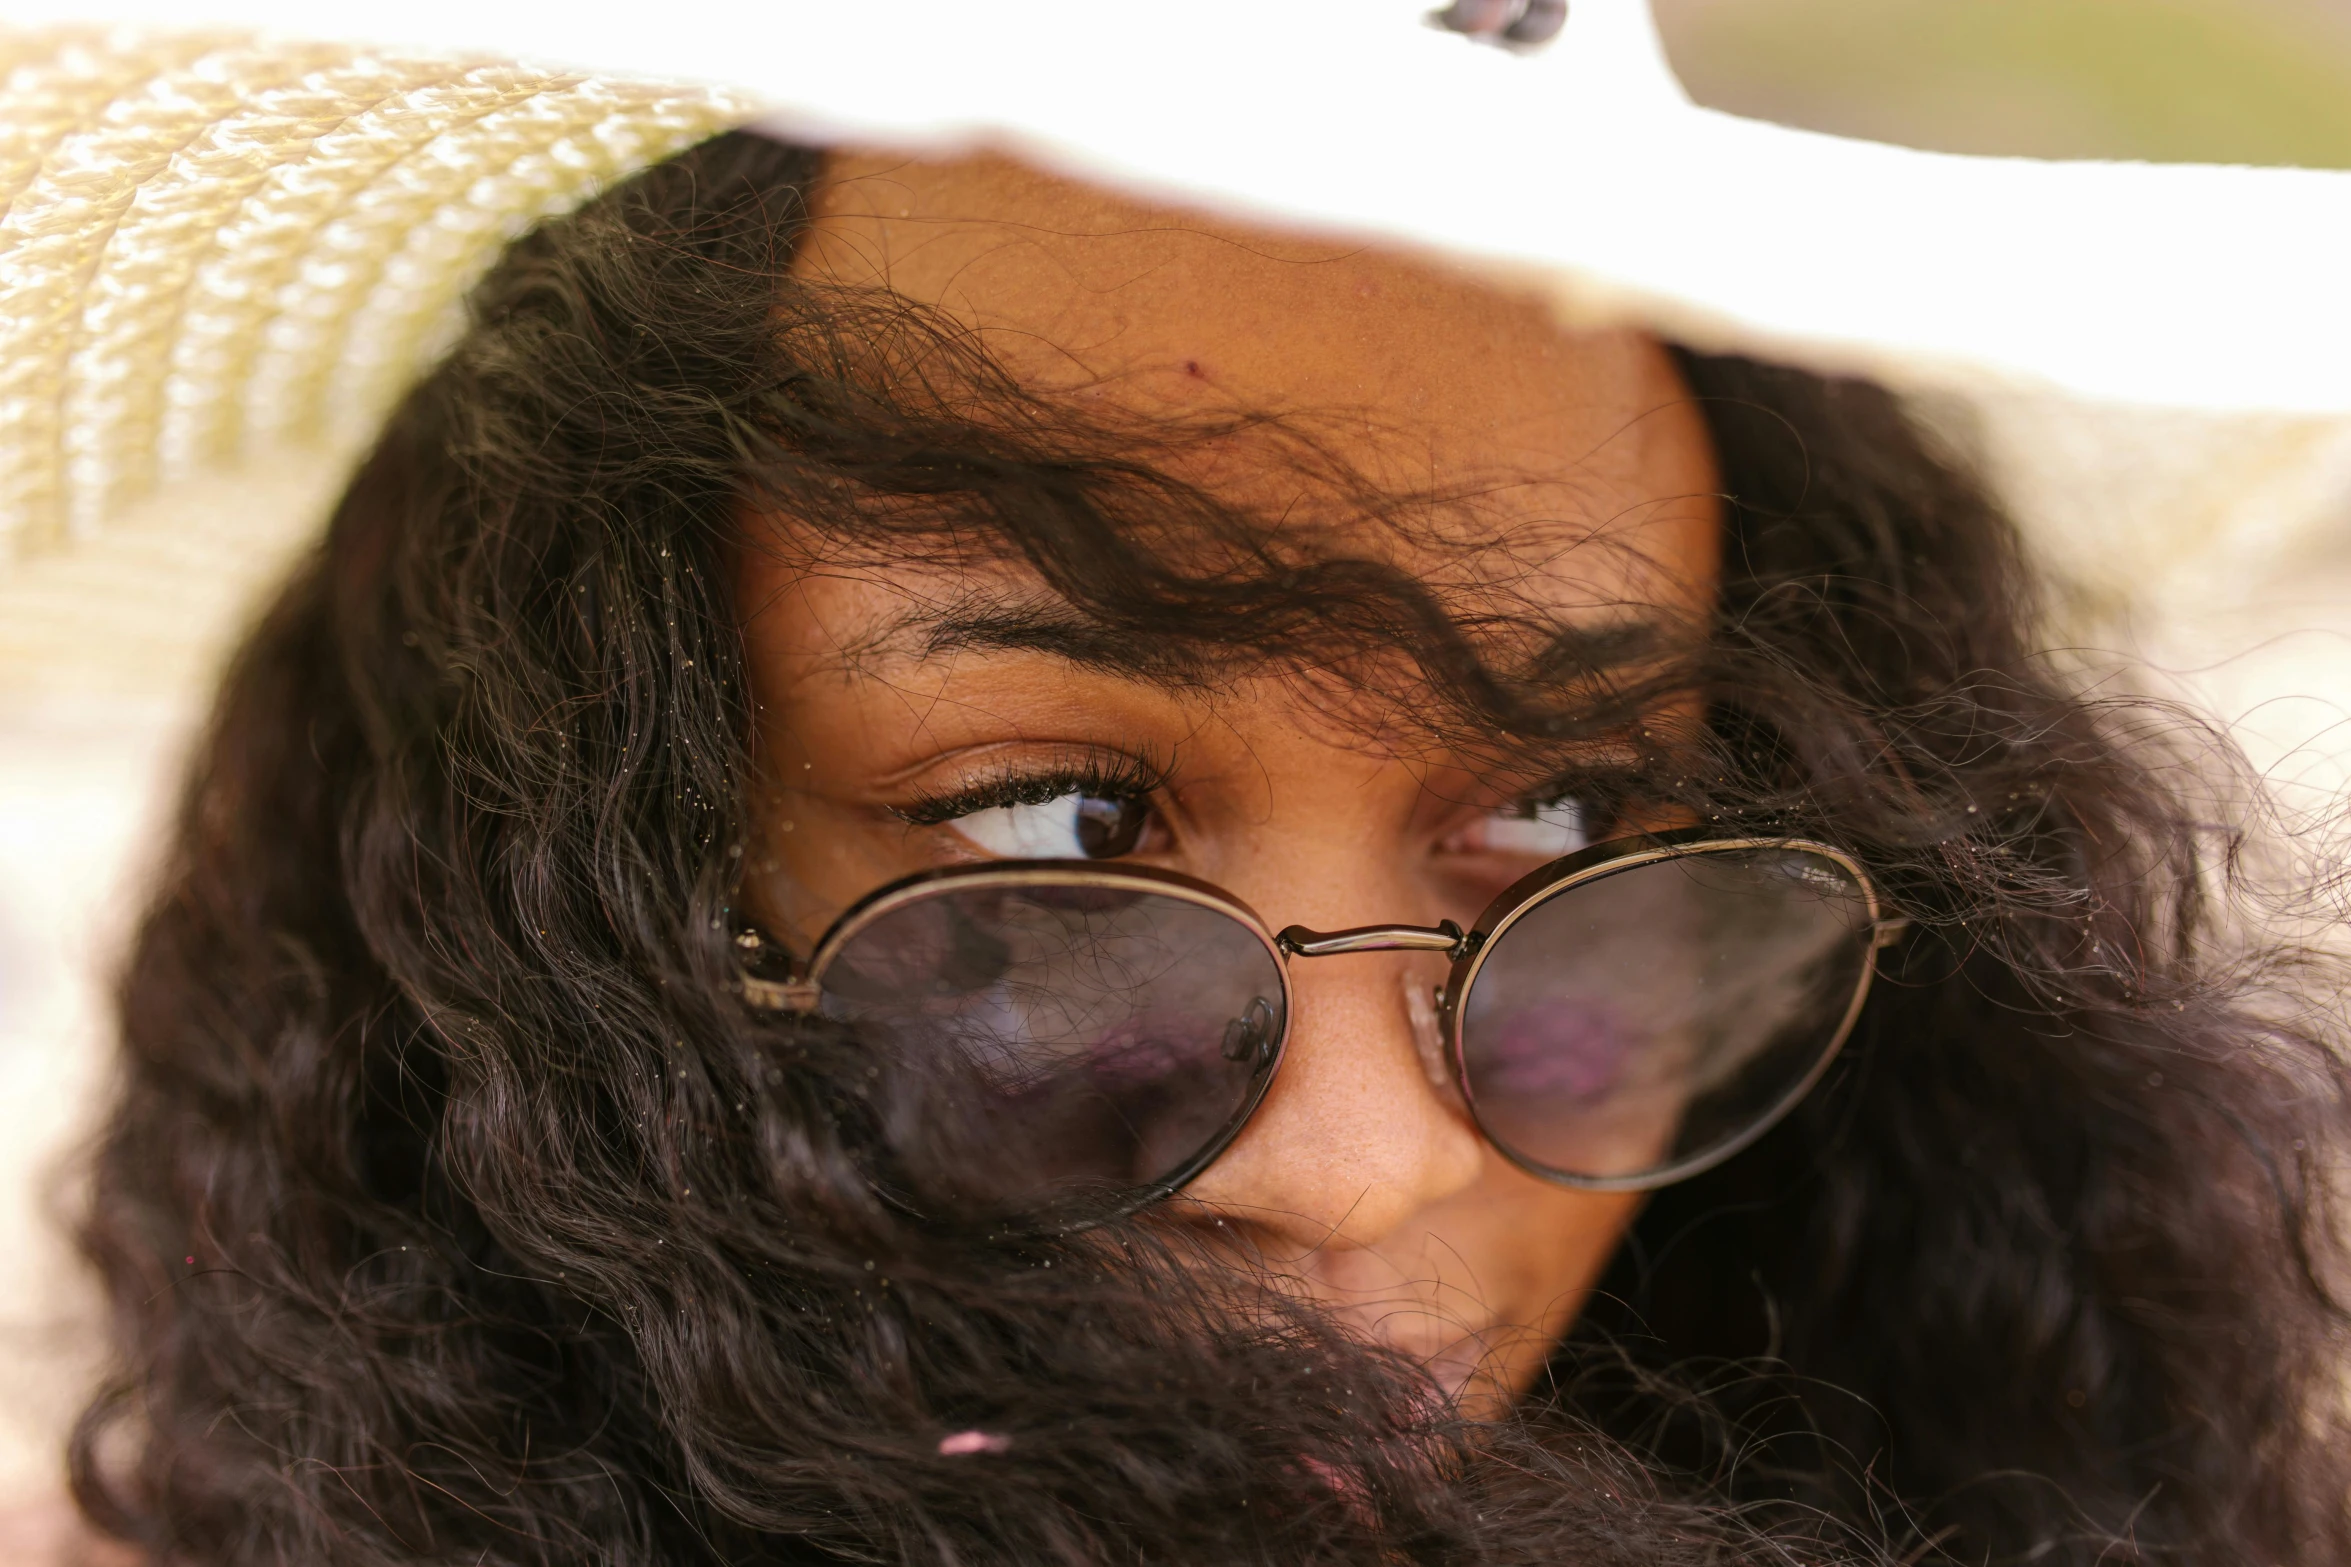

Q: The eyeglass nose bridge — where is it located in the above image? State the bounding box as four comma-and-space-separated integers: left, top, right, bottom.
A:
1275, 920, 1474, 960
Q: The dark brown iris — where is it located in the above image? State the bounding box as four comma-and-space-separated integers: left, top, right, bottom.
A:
1075, 794, 1151, 858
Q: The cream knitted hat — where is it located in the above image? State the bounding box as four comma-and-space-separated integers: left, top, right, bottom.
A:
1, 0, 2349, 721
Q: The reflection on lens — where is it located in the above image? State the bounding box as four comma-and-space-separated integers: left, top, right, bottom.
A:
1457, 846, 1876, 1186
817, 879, 1285, 1218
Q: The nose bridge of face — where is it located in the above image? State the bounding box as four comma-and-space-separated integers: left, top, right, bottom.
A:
1274, 921, 1471, 1094
1184, 936, 1484, 1246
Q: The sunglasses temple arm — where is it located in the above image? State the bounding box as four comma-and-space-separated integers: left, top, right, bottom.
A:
740, 974, 822, 1012
730, 928, 823, 1013
1277, 920, 1470, 960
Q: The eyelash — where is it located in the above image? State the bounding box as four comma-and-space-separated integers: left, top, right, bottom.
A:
890, 755, 1643, 837
893, 748, 1172, 828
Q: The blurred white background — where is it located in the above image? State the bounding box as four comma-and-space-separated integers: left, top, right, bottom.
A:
0, 701, 192, 1502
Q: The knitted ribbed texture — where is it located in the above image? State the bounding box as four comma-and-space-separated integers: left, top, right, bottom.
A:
0, 28, 756, 554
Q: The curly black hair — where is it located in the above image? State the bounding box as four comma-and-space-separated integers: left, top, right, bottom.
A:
68, 131, 2351, 1566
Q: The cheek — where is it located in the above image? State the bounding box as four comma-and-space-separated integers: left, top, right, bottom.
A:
1449, 1157, 1641, 1315
1391, 1159, 1641, 1404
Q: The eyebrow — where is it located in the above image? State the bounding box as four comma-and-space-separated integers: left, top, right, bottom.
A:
912, 602, 1212, 680
868, 591, 1680, 696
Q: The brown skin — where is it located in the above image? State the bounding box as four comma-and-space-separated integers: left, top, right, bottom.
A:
739, 150, 1721, 1410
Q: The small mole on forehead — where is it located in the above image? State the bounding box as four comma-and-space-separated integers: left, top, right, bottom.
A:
1182, 359, 1205, 379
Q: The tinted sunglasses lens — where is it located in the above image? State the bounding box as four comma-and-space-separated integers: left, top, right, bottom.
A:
1458, 846, 1877, 1185
817, 880, 1285, 1217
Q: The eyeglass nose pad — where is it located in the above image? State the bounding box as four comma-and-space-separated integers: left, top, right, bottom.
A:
1404, 973, 1451, 1093
1220, 996, 1280, 1065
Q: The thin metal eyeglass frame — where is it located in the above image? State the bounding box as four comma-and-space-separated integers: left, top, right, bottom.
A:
736, 828, 1909, 1201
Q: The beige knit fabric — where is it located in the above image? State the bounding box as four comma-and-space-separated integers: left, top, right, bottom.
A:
0, 28, 755, 690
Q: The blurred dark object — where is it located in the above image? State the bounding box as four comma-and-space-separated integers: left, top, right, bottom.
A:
1655, 0, 2351, 168
1431, 0, 1569, 50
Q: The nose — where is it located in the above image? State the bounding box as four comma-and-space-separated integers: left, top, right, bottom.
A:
1181, 941, 1488, 1252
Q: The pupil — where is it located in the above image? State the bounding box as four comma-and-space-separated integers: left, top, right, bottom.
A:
1075, 795, 1146, 858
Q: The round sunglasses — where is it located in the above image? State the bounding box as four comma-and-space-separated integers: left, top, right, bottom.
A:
738, 829, 1906, 1224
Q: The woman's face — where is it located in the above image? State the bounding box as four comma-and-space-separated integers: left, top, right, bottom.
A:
739, 150, 1720, 1407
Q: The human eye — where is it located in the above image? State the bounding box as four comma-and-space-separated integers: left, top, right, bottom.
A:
897, 754, 1166, 861
1441, 797, 1592, 860
945, 791, 1155, 859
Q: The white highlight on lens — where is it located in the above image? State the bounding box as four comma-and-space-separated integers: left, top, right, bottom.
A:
1479, 799, 1589, 858
949, 795, 1089, 859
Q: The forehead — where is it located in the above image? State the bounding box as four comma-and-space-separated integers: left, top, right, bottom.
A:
759, 148, 1721, 677
795, 149, 1717, 518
